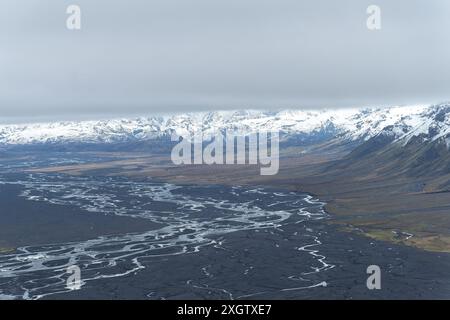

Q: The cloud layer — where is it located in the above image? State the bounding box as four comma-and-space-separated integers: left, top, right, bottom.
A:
1, 0, 449, 123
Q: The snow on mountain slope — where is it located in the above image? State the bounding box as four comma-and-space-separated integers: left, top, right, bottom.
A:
0, 104, 447, 146
394, 104, 450, 146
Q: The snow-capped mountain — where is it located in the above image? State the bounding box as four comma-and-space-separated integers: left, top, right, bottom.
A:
331, 102, 450, 183
0, 103, 449, 147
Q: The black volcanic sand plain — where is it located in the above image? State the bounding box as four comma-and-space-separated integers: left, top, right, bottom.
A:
47, 219, 450, 300
30, 149, 450, 253
2, 151, 450, 299
0, 176, 449, 299
0, 183, 161, 250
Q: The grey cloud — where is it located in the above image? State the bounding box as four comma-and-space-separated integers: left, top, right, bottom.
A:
0, 0, 449, 123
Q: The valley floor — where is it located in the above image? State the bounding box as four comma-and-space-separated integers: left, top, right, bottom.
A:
1, 173, 450, 299
22, 149, 450, 253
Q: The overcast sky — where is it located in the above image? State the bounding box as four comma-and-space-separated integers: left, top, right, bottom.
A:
1, 0, 449, 123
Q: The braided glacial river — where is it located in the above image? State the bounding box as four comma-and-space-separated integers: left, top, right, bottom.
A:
0, 173, 449, 299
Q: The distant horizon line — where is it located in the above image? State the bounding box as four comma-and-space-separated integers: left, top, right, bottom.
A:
1, 101, 447, 126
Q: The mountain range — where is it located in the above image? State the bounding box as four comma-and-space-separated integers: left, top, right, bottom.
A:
1, 103, 449, 147
2, 103, 450, 183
